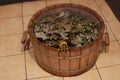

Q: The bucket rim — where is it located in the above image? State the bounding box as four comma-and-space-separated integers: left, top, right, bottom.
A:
27, 3, 105, 51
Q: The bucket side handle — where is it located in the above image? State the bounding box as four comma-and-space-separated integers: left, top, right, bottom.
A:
101, 25, 110, 53
21, 31, 30, 51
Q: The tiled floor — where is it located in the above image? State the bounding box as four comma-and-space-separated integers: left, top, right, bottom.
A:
0, 0, 120, 80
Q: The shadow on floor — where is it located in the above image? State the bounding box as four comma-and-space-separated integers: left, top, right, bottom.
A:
0, 0, 36, 5
105, 0, 120, 22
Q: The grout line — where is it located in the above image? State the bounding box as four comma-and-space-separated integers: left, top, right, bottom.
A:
69, 0, 72, 3
95, 64, 97, 69
0, 16, 22, 20
110, 40, 118, 42
106, 19, 118, 22
23, 52, 28, 80
23, 13, 33, 17
0, 53, 24, 58
21, 0, 47, 79
97, 64, 120, 70
27, 76, 53, 80
95, 64, 103, 80
0, 33, 23, 37
21, 2, 28, 80
109, 40, 119, 42
24, 51, 31, 54
45, 0, 48, 6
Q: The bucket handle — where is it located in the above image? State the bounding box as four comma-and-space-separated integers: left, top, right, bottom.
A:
101, 25, 110, 53
21, 31, 30, 51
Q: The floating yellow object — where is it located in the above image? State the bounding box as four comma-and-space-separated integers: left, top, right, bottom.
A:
58, 41, 69, 53
59, 41, 67, 48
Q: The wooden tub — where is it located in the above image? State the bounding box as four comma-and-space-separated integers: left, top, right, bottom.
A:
27, 3, 105, 77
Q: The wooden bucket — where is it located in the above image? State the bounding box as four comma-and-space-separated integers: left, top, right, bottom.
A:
27, 3, 105, 77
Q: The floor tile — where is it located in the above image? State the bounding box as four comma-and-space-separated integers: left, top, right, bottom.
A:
86, 4, 105, 22
71, 0, 97, 7
0, 17, 23, 36
64, 69, 101, 80
108, 20, 120, 40
99, 5, 117, 21
99, 65, 120, 80
0, 55, 25, 80
94, 0, 108, 7
23, 0, 46, 16
25, 53, 51, 79
96, 41, 120, 68
83, 3, 100, 13
30, 76, 63, 80
0, 34, 23, 57
0, 3, 22, 19
23, 15, 33, 31
107, 28, 116, 42
46, 0, 70, 6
